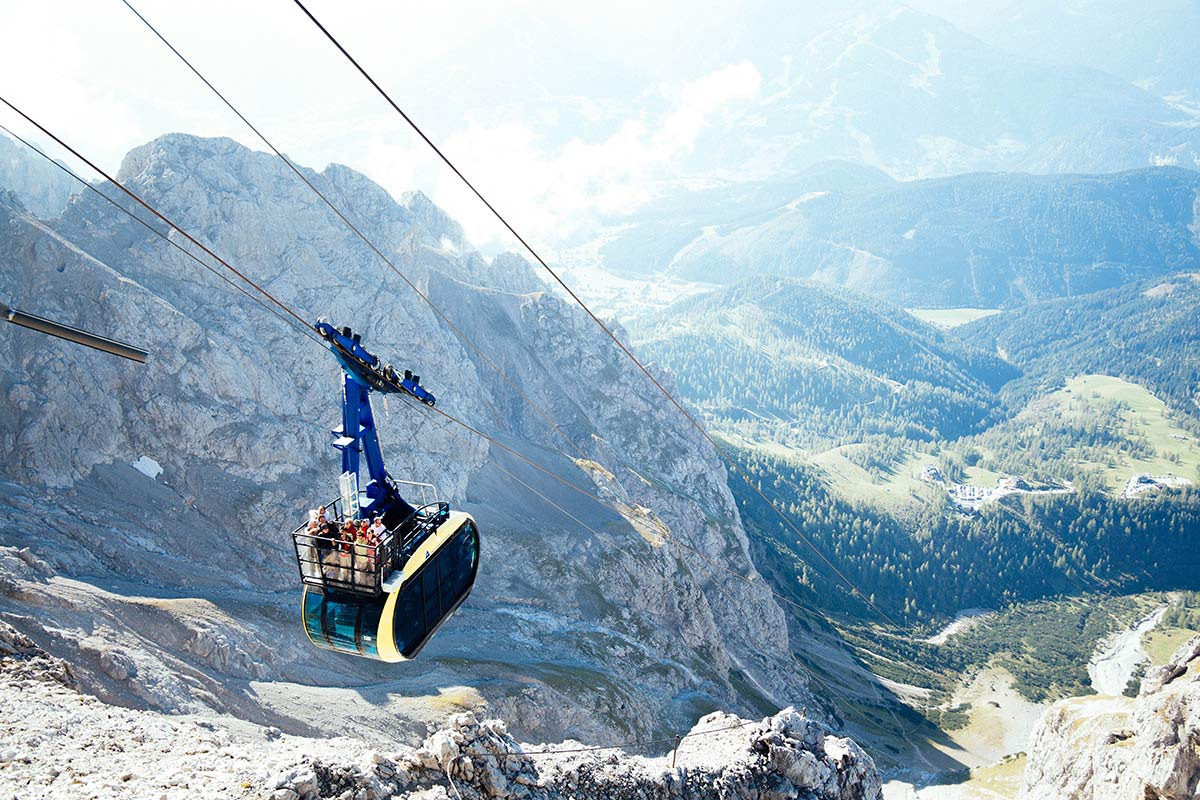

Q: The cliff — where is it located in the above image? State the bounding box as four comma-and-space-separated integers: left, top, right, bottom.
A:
1022, 634, 1200, 799
0, 619, 881, 799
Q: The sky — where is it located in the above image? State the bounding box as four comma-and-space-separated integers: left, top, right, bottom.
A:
5, 2, 1194, 256
0, 0, 776, 254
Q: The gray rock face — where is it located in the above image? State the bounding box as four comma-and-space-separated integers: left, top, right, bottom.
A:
0, 629, 880, 799
279, 706, 881, 800
1021, 634, 1200, 800
0, 133, 77, 218
0, 133, 815, 746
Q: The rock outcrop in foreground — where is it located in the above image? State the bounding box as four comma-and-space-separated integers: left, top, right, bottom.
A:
1022, 633, 1200, 800
0, 621, 880, 800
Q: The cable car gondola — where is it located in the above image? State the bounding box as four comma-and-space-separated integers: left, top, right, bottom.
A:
291, 320, 479, 661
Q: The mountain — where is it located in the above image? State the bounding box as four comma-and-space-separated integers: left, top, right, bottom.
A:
0, 132, 77, 218
962, 272, 1200, 418
592, 0, 1200, 196
319, 2, 1200, 197
592, 161, 895, 278
0, 134, 825, 749
0, 629, 883, 800
625, 275, 1200, 626
908, 0, 1200, 115
721, 4, 1200, 180
629, 274, 1017, 446
602, 167, 1200, 308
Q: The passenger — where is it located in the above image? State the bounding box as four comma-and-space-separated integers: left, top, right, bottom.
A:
353, 538, 375, 591
320, 526, 341, 582
363, 519, 382, 581
307, 507, 328, 545
313, 518, 333, 569
322, 504, 336, 525
301, 517, 321, 579
323, 521, 349, 584
346, 522, 364, 583
370, 516, 386, 540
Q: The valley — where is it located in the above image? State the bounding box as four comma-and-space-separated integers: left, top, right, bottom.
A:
906, 309, 1002, 330
620, 264, 1200, 794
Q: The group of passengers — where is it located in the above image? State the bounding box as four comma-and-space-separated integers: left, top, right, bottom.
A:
301, 504, 388, 587
305, 505, 386, 547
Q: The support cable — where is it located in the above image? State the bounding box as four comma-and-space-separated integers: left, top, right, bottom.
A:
117, 2, 903, 634
0, 96, 314, 335
120, 0, 590, 464
125, 0, 902, 629
0, 123, 324, 348
7, 99, 927, 694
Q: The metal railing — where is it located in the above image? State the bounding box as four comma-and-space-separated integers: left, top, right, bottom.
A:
391, 500, 451, 557
289, 491, 450, 596
393, 480, 440, 509
293, 527, 398, 596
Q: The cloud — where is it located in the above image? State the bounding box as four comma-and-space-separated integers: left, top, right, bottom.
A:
656, 61, 763, 154
0, 1, 762, 257
432, 61, 763, 251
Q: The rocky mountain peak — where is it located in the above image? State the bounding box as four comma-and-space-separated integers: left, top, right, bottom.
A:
401, 188, 467, 248
0, 132, 77, 219
117, 132, 248, 185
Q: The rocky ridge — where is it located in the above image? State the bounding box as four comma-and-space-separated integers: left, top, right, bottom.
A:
1021, 633, 1200, 799
0, 621, 881, 800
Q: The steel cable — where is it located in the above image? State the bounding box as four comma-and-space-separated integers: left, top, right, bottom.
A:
0, 96, 314, 335
119, 0, 591, 466
0, 123, 325, 349
3, 94, 937, 713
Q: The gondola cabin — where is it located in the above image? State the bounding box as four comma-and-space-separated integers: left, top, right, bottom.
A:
294, 496, 479, 661
290, 320, 480, 661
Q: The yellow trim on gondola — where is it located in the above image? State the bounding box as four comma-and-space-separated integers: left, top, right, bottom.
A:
301, 586, 318, 648
376, 589, 401, 662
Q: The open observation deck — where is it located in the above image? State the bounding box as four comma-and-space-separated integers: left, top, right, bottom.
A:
291, 481, 450, 597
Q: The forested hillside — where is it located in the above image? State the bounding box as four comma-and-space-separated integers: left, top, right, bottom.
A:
964, 273, 1200, 419
631, 276, 1016, 448
633, 272, 1200, 643
737, 449, 1200, 626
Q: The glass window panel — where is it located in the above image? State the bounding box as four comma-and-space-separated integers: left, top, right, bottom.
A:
423, 558, 442, 631
393, 578, 424, 656
324, 598, 361, 652
358, 600, 383, 658
303, 591, 327, 646
440, 525, 476, 611
439, 543, 458, 610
